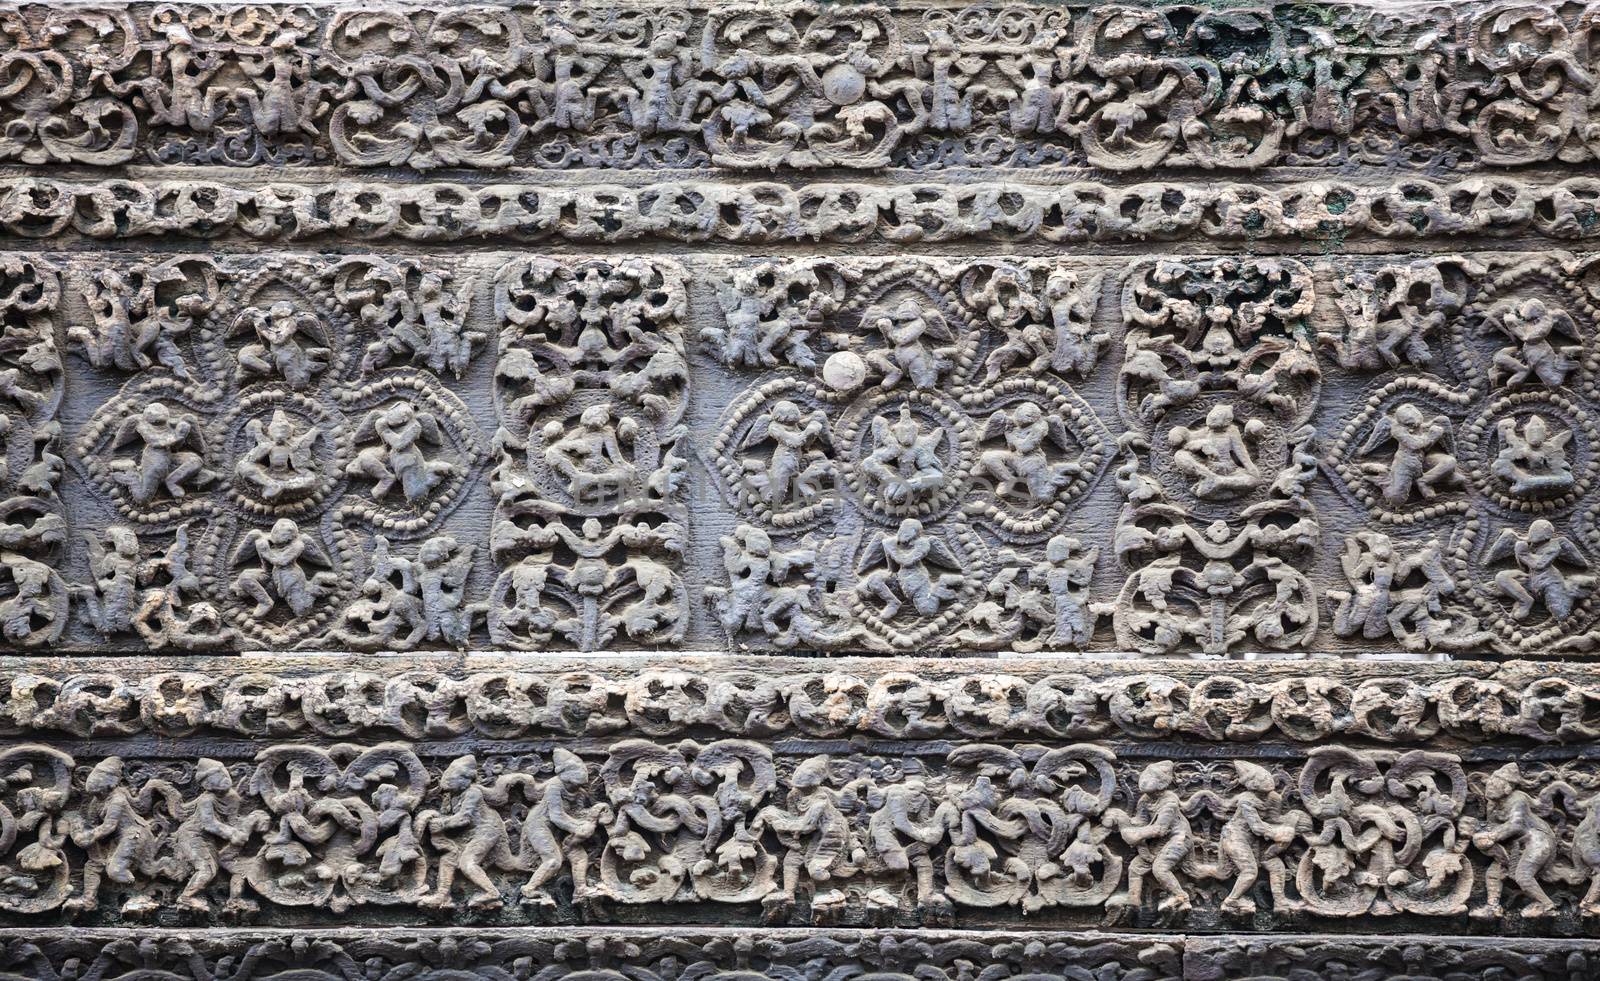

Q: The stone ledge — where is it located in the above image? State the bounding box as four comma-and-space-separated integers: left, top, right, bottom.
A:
0, 927, 1591, 980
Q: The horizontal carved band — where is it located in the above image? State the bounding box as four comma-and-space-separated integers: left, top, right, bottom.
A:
4, 175, 1600, 245
7, 249, 1600, 655
0, 927, 1590, 980
2, 735, 1598, 928
0, 1, 1593, 172
0, 657, 1587, 744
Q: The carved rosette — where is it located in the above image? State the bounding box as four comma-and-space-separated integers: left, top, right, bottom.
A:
1324, 253, 1600, 655
702, 257, 1110, 652
68, 257, 488, 648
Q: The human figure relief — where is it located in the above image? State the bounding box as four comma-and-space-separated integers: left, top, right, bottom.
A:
66, 758, 180, 917
233, 28, 326, 138
133, 522, 236, 650
364, 782, 424, 890
1487, 297, 1581, 388
861, 777, 947, 919
912, 29, 982, 132
1167, 405, 1266, 499
347, 402, 460, 504
233, 301, 330, 389
856, 518, 964, 618
1122, 335, 1203, 419
1358, 403, 1461, 505
542, 404, 639, 504
18, 420, 63, 496
73, 269, 192, 378
488, 555, 557, 646
76, 526, 141, 636
963, 537, 1101, 651
753, 756, 863, 921
363, 271, 484, 380
235, 410, 322, 501
995, 31, 1065, 134
520, 749, 608, 907
543, 26, 607, 132
863, 300, 956, 390
0, 553, 66, 646
1329, 532, 1475, 649
621, 31, 698, 136
1489, 519, 1596, 621
325, 536, 425, 649
1044, 269, 1108, 377
418, 755, 526, 911
978, 402, 1083, 503
169, 758, 261, 914
415, 536, 480, 647
1193, 761, 1306, 915
706, 525, 817, 639
1468, 763, 1562, 919
1492, 414, 1574, 496
1032, 535, 1100, 648
108, 402, 215, 504
1105, 761, 1194, 915
230, 518, 337, 618
108, 22, 225, 131
741, 400, 830, 507
862, 404, 946, 505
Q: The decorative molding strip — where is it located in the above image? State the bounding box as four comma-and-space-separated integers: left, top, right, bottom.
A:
0, 657, 1579, 743
0, 2, 1596, 172
4, 175, 1600, 245
0, 927, 1593, 981
10, 928, 1183, 980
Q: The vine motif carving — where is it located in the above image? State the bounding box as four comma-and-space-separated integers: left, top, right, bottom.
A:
0, 738, 1596, 928
0, 662, 1595, 744
15, 176, 1600, 246
0, 3, 1597, 172
1110, 257, 1321, 658
488, 257, 690, 651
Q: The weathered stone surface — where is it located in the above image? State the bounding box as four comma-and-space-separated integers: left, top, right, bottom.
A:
5, 0, 1600, 973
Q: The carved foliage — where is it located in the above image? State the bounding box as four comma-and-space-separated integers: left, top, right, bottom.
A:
489, 257, 689, 651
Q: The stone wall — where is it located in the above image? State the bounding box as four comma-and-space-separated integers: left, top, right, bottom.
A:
3, 1, 1600, 977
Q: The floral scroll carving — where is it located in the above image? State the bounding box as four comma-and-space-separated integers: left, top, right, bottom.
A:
4, 3, 1600, 173
0, 736, 1596, 931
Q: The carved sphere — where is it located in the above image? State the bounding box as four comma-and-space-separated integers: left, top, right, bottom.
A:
821, 63, 867, 105
823, 351, 867, 391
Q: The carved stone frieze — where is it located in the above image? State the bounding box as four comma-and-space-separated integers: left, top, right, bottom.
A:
13, 0, 1600, 968
0, 928, 1596, 981
0, 724, 1594, 929
10, 248, 1600, 654
0, 2, 1595, 172
3, 655, 1593, 744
